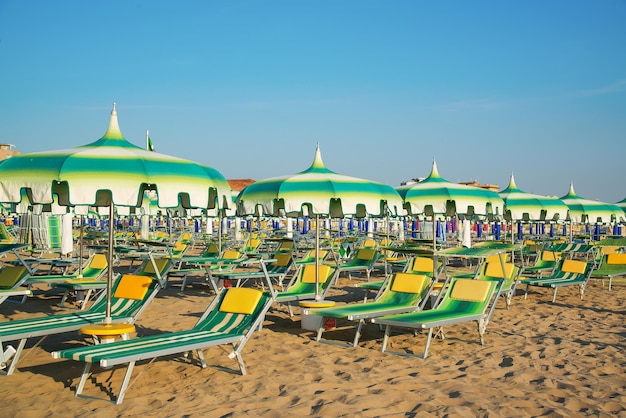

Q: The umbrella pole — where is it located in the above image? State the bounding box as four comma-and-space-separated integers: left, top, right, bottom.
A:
105, 202, 114, 324
78, 214, 84, 277
315, 214, 321, 301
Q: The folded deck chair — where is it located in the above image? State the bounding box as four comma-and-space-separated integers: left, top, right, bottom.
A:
311, 272, 433, 347
521, 259, 595, 302
336, 248, 380, 280
522, 250, 561, 278
0, 265, 31, 305
273, 264, 339, 316
0, 273, 161, 375
52, 287, 273, 404
371, 277, 502, 359
590, 253, 626, 291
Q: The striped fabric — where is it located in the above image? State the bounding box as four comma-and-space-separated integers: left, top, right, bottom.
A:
236, 145, 404, 218
560, 183, 624, 224
0, 104, 232, 212
500, 174, 569, 222
396, 161, 503, 217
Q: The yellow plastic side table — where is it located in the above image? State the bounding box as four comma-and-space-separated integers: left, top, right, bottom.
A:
80, 323, 136, 344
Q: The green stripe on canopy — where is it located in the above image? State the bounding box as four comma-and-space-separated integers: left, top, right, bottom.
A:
499, 174, 568, 222
396, 161, 503, 218
560, 184, 624, 224
236, 145, 403, 218
0, 104, 232, 211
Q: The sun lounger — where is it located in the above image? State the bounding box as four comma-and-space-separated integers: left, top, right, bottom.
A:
52, 287, 273, 404
521, 258, 595, 302
273, 264, 339, 316
0, 265, 31, 305
590, 253, 626, 291
0, 272, 161, 375
371, 277, 503, 359
336, 248, 380, 280
310, 272, 433, 347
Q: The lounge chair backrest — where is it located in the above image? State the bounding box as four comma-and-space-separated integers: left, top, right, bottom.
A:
362, 239, 376, 248
204, 243, 219, 256
89, 254, 108, 270
600, 246, 620, 255
0, 266, 28, 289
485, 253, 510, 264
301, 264, 333, 284
485, 262, 515, 279
542, 251, 560, 261
561, 259, 587, 274
113, 274, 153, 300
449, 278, 492, 302
356, 248, 376, 261
142, 258, 171, 275
222, 249, 242, 259
173, 241, 187, 252
272, 252, 292, 267
245, 238, 261, 251
219, 287, 263, 314
607, 253, 626, 265
409, 257, 434, 274
277, 241, 295, 252
390, 273, 430, 294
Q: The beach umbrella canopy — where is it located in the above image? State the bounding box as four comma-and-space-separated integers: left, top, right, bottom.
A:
0, 103, 232, 320
0, 104, 231, 210
396, 160, 504, 219
616, 197, 626, 217
237, 144, 403, 218
499, 174, 568, 222
236, 144, 404, 299
560, 183, 624, 224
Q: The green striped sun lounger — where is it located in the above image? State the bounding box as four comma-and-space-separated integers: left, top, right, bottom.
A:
310, 272, 433, 347
372, 277, 503, 359
52, 287, 273, 404
0, 273, 161, 375
521, 258, 595, 303
590, 253, 626, 291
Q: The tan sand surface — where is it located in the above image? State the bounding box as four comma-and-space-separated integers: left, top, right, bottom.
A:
0, 264, 624, 417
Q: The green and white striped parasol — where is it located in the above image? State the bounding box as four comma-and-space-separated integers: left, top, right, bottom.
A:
396, 160, 503, 218
560, 183, 624, 224
0, 104, 232, 321
236, 144, 403, 218
236, 144, 404, 300
499, 174, 568, 221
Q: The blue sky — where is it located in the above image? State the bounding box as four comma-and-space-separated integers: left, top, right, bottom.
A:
1, 0, 625, 203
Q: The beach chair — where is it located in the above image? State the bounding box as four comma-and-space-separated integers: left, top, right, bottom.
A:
273, 264, 339, 316
295, 249, 329, 265
371, 277, 503, 359
590, 253, 626, 291
356, 256, 436, 300
522, 250, 561, 278
0, 272, 161, 375
520, 258, 595, 303
211, 251, 294, 290
168, 249, 246, 291
52, 287, 273, 404
310, 272, 433, 347
0, 265, 31, 305
336, 248, 380, 280
475, 261, 522, 309
26, 253, 109, 287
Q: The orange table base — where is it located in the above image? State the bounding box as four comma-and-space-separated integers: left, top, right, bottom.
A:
80, 323, 136, 344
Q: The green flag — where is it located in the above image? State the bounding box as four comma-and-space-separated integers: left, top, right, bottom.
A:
147, 134, 155, 152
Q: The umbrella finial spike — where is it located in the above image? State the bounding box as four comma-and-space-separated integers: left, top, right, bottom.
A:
430, 159, 441, 179
102, 102, 124, 140
311, 143, 325, 169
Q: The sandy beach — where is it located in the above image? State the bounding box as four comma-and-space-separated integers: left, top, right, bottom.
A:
0, 258, 624, 418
